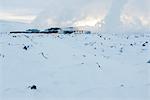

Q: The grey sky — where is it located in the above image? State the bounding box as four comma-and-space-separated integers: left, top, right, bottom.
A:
0, 0, 149, 27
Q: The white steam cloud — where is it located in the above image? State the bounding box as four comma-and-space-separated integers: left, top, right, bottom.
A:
9, 0, 148, 32
101, 0, 127, 32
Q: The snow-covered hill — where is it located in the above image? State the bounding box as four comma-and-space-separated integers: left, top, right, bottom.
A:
0, 20, 31, 32
0, 32, 150, 100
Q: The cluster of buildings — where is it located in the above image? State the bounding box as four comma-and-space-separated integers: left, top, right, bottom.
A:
10, 27, 91, 34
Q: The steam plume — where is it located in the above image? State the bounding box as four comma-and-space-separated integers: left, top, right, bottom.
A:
101, 0, 127, 32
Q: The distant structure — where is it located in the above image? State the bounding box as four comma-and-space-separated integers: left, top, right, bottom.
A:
10, 27, 91, 34
10, 29, 40, 33
26, 29, 40, 33
62, 27, 91, 34
41, 28, 62, 33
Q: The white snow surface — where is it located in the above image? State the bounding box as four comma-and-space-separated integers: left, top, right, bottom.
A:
0, 32, 150, 100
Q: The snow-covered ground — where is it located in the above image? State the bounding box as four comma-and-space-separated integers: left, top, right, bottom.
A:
0, 32, 150, 100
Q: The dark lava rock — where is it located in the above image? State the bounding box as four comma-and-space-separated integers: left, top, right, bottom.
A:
30, 85, 37, 90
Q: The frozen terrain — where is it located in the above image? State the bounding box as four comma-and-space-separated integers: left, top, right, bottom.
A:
0, 20, 31, 32
0, 32, 150, 100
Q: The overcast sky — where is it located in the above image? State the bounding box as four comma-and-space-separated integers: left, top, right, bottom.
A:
0, 0, 149, 27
